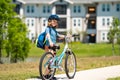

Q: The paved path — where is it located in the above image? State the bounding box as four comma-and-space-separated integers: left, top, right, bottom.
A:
26, 65, 120, 80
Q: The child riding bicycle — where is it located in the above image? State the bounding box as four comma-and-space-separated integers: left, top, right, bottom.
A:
44, 14, 65, 79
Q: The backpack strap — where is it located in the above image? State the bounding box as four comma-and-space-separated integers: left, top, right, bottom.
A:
44, 27, 52, 44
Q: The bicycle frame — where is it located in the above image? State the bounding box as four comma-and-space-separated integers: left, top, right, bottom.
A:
39, 36, 76, 80
50, 37, 69, 69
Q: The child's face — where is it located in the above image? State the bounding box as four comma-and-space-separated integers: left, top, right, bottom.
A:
51, 20, 58, 27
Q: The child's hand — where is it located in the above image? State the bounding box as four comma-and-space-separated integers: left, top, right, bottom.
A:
66, 34, 72, 38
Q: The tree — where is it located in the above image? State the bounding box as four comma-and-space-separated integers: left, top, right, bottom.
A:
0, 0, 30, 63
108, 17, 120, 55
116, 21, 120, 55
6, 18, 30, 63
0, 0, 16, 63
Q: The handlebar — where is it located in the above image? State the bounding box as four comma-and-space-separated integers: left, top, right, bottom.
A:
49, 35, 74, 51
65, 35, 74, 43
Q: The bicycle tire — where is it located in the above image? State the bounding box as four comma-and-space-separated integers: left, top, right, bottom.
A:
39, 52, 56, 80
65, 51, 76, 79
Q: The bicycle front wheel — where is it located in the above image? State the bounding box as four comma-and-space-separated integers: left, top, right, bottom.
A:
65, 51, 76, 79
39, 52, 56, 80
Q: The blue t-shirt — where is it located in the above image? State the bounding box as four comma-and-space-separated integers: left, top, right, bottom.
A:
45, 27, 60, 46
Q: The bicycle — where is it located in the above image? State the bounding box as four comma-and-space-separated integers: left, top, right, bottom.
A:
39, 36, 77, 80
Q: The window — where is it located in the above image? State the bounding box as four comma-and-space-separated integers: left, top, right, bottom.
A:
78, 19, 80, 26
102, 32, 109, 41
31, 19, 34, 26
116, 4, 120, 12
102, 37, 105, 40
58, 18, 66, 28
78, 6, 81, 13
56, 5, 67, 14
74, 19, 76, 26
43, 19, 46, 26
73, 5, 81, 13
43, 5, 51, 13
47, 6, 50, 13
102, 4, 110, 12
74, 6, 76, 13
102, 4, 105, 12
73, 19, 81, 27
102, 33, 105, 40
107, 18, 110, 26
31, 6, 34, 13
27, 5, 35, 13
107, 4, 110, 11
27, 19, 29, 27
102, 18, 110, 26
31, 33, 34, 39
43, 6, 46, 13
102, 18, 105, 26
107, 33, 109, 40
27, 5, 30, 13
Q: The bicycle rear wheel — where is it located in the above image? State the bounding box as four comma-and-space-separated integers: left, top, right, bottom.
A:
39, 52, 56, 80
65, 51, 76, 79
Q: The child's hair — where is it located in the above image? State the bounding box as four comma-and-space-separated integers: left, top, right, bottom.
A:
48, 20, 51, 26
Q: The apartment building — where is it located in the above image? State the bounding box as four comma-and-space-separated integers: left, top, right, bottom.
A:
14, 0, 120, 43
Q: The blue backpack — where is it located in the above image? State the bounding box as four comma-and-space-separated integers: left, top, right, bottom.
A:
36, 28, 51, 49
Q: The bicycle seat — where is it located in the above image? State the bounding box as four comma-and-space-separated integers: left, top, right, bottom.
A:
49, 44, 60, 51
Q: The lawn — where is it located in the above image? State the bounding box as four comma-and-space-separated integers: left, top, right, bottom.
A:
0, 56, 120, 80
0, 42, 120, 80
28, 42, 120, 57
108, 77, 120, 80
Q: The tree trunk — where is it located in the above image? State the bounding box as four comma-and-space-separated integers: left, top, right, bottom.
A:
15, 53, 17, 63
0, 48, 3, 64
8, 52, 11, 63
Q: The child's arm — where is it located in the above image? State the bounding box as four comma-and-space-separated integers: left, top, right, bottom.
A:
46, 33, 54, 47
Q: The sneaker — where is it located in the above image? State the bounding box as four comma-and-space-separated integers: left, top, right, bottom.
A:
43, 75, 57, 80
50, 76, 57, 80
43, 74, 51, 79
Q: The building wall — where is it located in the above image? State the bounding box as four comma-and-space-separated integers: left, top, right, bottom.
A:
23, 4, 53, 39
70, 4, 86, 34
17, 1, 120, 43
96, 2, 120, 43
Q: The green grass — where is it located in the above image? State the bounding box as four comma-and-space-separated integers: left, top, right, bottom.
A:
28, 43, 44, 57
0, 42, 120, 80
71, 42, 120, 57
2, 42, 120, 57
108, 77, 120, 80
28, 42, 120, 57
0, 56, 120, 80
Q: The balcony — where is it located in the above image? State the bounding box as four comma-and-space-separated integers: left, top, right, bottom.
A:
87, 22, 96, 34
58, 18, 66, 29
56, 5, 67, 15
87, 29, 96, 34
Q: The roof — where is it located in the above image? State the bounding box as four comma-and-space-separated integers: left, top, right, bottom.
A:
17, 0, 50, 4
17, 0, 120, 4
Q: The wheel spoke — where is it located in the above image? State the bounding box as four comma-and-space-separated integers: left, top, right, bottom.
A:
65, 52, 76, 79
39, 52, 56, 80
